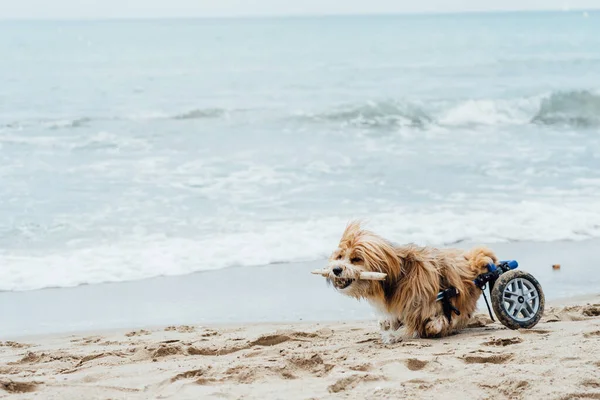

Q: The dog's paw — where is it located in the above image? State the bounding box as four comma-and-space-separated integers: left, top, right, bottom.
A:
425, 316, 449, 337
379, 319, 391, 331
379, 318, 403, 332
380, 329, 404, 344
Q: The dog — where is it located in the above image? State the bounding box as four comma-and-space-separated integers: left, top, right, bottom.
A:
325, 221, 497, 343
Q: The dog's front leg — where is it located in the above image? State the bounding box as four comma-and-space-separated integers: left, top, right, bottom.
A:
424, 315, 451, 337
378, 317, 404, 344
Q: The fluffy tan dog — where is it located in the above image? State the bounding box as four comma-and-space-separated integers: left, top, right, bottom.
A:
326, 221, 497, 343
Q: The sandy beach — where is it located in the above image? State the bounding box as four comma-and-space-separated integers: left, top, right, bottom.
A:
1, 295, 599, 399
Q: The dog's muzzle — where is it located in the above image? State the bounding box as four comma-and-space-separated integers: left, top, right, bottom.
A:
332, 278, 355, 289
328, 265, 355, 289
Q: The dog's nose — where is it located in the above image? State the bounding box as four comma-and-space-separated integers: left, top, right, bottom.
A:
332, 266, 343, 276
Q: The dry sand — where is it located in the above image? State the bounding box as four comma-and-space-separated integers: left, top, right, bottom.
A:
1, 296, 599, 400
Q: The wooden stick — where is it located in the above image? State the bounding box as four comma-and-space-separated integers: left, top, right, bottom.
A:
311, 269, 387, 281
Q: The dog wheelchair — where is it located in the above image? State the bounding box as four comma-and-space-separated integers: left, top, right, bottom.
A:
437, 260, 545, 329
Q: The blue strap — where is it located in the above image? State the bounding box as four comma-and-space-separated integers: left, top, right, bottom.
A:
488, 260, 519, 272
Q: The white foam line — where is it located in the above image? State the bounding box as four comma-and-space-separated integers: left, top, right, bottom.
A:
3, 200, 600, 292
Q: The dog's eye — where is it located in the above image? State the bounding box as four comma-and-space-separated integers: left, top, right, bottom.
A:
336, 254, 342, 260
350, 257, 363, 264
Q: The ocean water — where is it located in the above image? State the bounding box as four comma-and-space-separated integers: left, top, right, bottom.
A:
1, 12, 600, 292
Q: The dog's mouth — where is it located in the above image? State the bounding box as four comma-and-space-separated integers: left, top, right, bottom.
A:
331, 278, 355, 290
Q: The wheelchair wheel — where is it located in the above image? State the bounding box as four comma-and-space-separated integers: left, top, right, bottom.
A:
491, 270, 545, 329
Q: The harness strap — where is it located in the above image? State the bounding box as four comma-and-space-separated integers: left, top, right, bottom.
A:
437, 287, 461, 323
437, 285, 497, 324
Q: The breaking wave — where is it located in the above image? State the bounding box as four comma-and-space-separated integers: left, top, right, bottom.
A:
301, 100, 433, 128
6, 90, 600, 132
298, 90, 600, 129
531, 90, 600, 127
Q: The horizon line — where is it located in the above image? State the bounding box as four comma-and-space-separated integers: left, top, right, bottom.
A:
0, 8, 597, 22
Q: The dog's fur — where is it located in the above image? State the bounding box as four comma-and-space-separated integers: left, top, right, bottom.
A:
326, 221, 497, 343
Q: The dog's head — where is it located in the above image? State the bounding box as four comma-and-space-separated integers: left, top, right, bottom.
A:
326, 221, 400, 299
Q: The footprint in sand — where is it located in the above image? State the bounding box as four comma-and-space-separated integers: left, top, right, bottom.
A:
186, 330, 324, 357
187, 345, 247, 356
164, 325, 196, 333
583, 305, 600, 317
483, 337, 523, 346
129, 343, 187, 362
152, 344, 185, 359
14, 352, 42, 364
0, 367, 21, 376
75, 351, 126, 367
70, 336, 102, 345
250, 334, 293, 346
171, 367, 210, 383
406, 379, 435, 390
223, 365, 259, 384
0, 380, 41, 394
125, 330, 152, 337
479, 380, 529, 398
249, 330, 322, 347
584, 330, 600, 338
349, 363, 372, 372
287, 354, 334, 377
405, 359, 428, 371
12, 351, 81, 366
518, 329, 551, 335
403, 343, 432, 348
581, 379, 600, 389
0, 341, 32, 349
463, 354, 513, 364
99, 340, 121, 346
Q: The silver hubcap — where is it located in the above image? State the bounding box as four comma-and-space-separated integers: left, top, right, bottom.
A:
502, 278, 540, 322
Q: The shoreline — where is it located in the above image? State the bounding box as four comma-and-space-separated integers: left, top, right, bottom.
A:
4, 292, 600, 342
2, 239, 600, 339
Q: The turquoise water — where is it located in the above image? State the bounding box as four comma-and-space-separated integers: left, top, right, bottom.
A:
1, 12, 600, 291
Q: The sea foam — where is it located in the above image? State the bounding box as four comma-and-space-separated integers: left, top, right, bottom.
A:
3, 200, 600, 292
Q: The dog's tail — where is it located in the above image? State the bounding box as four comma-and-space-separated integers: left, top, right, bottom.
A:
465, 246, 498, 275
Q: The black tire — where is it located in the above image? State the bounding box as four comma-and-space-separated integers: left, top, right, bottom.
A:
491, 270, 545, 330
